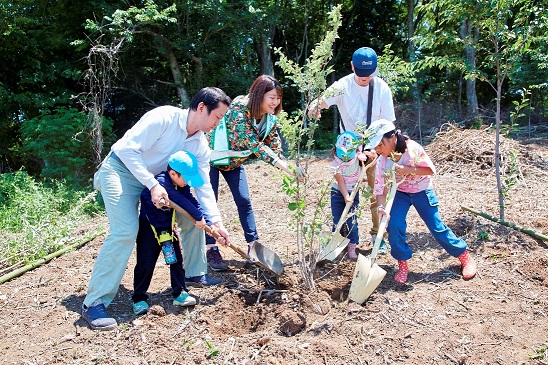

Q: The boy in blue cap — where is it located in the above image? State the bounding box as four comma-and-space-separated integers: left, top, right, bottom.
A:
131, 151, 215, 315
309, 47, 395, 254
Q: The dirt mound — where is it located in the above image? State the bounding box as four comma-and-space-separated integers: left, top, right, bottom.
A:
0, 132, 547, 364
426, 124, 531, 176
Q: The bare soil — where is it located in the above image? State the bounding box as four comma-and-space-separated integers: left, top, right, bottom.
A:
1, 129, 547, 365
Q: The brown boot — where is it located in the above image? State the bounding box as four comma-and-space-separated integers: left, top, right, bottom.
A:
458, 250, 477, 280
394, 260, 408, 284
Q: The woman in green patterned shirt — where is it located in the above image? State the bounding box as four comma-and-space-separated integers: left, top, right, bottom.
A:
205, 75, 301, 271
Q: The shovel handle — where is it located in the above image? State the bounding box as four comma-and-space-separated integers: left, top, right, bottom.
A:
166, 200, 221, 239
370, 167, 404, 259
166, 200, 250, 261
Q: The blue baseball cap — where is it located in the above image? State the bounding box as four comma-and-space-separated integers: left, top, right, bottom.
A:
352, 47, 378, 77
168, 151, 204, 188
336, 131, 359, 162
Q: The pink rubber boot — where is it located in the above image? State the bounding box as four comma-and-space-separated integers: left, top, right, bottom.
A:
394, 260, 408, 284
347, 243, 358, 260
458, 250, 477, 280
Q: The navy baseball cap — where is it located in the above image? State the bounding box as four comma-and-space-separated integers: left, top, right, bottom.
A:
352, 47, 378, 77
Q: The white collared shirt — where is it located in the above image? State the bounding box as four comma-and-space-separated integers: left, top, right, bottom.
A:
111, 105, 221, 222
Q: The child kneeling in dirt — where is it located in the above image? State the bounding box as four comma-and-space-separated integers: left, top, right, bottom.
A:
132, 151, 217, 315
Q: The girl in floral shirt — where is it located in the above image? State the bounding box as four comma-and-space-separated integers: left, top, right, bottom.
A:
366, 119, 476, 284
206, 75, 301, 270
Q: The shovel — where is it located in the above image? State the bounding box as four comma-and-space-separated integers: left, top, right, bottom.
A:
168, 200, 284, 276
348, 166, 399, 304
318, 156, 378, 262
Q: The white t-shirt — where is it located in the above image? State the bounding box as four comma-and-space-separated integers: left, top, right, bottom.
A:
322, 74, 395, 132
111, 105, 221, 223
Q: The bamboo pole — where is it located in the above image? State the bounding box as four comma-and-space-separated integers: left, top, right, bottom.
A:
0, 229, 105, 285
461, 205, 548, 241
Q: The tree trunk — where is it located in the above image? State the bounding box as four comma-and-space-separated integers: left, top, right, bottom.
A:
257, 23, 275, 76
459, 19, 479, 120
149, 31, 190, 106
407, 0, 422, 143
167, 51, 190, 106
495, 78, 505, 221
331, 72, 339, 134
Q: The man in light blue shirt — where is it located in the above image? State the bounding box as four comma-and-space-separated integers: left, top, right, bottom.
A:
82, 87, 232, 331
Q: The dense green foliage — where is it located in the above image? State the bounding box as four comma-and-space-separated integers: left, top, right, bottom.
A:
0, 171, 103, 272
0, 0, 546, 182
21, 107, 114, 186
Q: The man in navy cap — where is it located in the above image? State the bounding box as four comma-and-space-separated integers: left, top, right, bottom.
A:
308, 47, 396, 254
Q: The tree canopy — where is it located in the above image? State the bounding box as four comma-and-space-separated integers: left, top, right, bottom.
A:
0, 0, 546, 183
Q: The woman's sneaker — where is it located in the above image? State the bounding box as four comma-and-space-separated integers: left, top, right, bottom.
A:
185, 274, 222, 287
132, 301, 149, 315
206, 246, 229, 271
173, 292, 197, 307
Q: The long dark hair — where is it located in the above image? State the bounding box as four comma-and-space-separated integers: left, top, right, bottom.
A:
382, 129, 408, 154
247, 75, 283, 120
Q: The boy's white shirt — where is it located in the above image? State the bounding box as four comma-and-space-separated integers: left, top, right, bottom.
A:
322, 74, 396, 131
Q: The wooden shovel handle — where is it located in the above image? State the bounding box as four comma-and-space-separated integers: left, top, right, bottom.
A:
167, 200, 249, 260
370, 166, 404, 259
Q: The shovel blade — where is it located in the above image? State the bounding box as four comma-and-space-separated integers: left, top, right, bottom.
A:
248, 242, 284, 276
318, 232, 348, 262
348, 253, 387, 304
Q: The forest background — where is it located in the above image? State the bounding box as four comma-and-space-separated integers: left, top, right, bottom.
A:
1, 0, 547, 184
1, 3, 548, 363
0, 0, 547, 272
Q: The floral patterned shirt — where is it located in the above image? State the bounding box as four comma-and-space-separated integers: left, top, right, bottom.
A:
374, 139, 436, 195
330, 155, 361, 192
207, 95, 284, 171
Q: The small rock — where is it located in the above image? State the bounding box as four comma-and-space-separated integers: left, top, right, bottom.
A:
278, 309, 306, 336
148, 305, 166, 316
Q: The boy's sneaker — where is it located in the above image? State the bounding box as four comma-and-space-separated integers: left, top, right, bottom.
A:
82, 302, 117, 331
185, 274, 222, 287
206, 246, 229, 271
378, 239, 389, 254
173, 292, 197, 307
132, 301, 149, 315
372, 234, 389, 254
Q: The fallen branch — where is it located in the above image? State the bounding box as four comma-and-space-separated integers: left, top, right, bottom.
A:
0, 229, 105, 285
461, 205, 548, 242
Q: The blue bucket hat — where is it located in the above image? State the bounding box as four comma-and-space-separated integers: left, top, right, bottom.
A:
335, 131, 359, 162
168, 151, 204, 188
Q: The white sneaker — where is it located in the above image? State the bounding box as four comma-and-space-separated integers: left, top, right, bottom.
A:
173, 292, 197, 307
